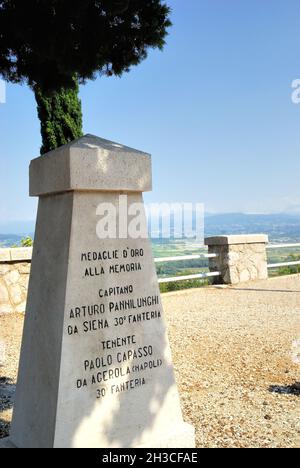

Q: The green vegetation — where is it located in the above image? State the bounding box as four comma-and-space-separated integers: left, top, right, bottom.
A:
20, 237, 33, 248
0, 1, 171, 154
11, 237, 33, 248
152, 240, 205, 258
277, 265, 300, 276
154, 241, 213, 293
34, 79, 83, 155
159, 278, 210, 293
3, 235, 300, 292
156, 241, 300, 293
268, 252, 300, 278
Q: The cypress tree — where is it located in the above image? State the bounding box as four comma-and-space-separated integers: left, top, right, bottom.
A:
0, 1, 171, 154
34, 79, 83, 154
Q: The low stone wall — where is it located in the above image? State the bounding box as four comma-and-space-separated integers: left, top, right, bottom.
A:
0, 236, 271, 313
0, 248, 32, 314
205, 235, 269, 285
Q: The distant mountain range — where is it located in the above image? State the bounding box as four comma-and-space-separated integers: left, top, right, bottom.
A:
0, 221, 34, 247
0, 212, 300, 247
0, 220, 35, 235
204, 212, 300, 242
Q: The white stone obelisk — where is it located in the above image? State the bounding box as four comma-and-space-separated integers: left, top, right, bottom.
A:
4, 135, 194, 448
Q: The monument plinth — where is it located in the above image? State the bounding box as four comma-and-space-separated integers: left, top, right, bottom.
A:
4, 135, 195, 449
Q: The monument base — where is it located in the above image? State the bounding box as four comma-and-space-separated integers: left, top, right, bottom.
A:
0, 424, 195, 449
0, 438, 16, 449
8, 136, 196, 450
137, 423, 195, 448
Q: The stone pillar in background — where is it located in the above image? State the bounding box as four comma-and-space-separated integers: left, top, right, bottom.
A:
0, 248, 32, 314
205, 235, 269, 285
6, 135, 195, 449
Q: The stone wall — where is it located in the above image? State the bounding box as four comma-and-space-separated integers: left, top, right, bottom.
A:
0, 236, 270, 313
0, 248, 32, 314
205, 235, 269, 285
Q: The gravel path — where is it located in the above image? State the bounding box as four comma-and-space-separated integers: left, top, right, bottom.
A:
165, 274, 300, 448
0, 314, 23, 439
0, 274, 299, 447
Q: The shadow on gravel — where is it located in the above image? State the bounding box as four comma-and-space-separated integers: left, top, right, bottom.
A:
0, 376, 15, 439
232, 288, 300, 293
269, 383, 300, 396
0, 419, 10, 438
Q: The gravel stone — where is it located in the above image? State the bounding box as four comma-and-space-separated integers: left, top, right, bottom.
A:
0, 274, 299, 447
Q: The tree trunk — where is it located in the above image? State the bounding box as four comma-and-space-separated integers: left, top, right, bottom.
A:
34, 77, 83, 155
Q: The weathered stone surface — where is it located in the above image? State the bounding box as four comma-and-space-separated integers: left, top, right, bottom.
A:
15, 302, 27, 314
227, 251, 239, 266
30, 134, 152, 197
10, 248, 33, 262
0, 247, 32, 264
0, 262, 29, 314
205, 234, 269, 246
0, 264, 10, 275
17, 263, 31, 275
0, 281, 9, 303
9, 284, 23, 306
4, 269, 20, 286
19, 275, 30, 291
206, 236, 269, 285
258, 265, 268, 280
240, 269, 251, 283
0, 304, 14, 314
0, 249, 11, 262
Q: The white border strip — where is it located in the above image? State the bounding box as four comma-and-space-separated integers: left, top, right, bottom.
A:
268, 261, 300, 269
154, 253, 217, 263
158, 271, 220, 284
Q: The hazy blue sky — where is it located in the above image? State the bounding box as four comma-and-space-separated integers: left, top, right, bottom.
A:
1, 0, 300, 225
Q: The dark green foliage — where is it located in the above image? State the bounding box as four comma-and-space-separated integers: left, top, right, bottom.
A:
20, 237, 33, 247
277, 266, 300, 276
34, 79, 83, 154
159, 279, 210, 294
269, 253, 300, 278
0, 0, 171, 90
11, 236, 33, 248
0, 0, 171, 153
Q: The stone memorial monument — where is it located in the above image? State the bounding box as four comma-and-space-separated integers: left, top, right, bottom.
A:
1, 135, 195, 448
